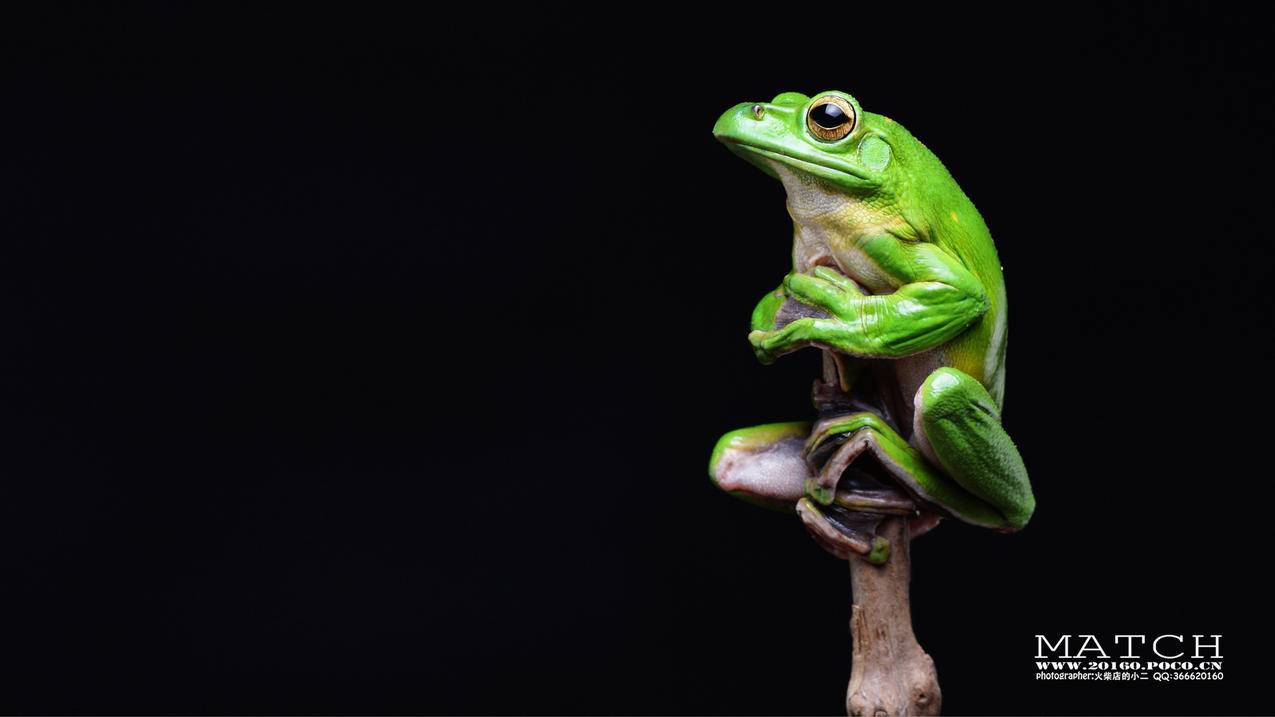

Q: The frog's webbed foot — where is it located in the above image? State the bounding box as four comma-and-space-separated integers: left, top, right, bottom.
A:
796, 490, 916, 563
802, 410, 1009, 531
748, 268, 862, 364
798, 416, 947, 563
708, 422, 928, 561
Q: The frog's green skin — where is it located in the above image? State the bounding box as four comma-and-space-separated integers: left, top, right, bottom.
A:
708, 91, 1035, 533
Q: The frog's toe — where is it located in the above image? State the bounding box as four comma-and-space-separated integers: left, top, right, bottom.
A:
803, 478, 837, 506
783, 272, 850, 315
797, 497, 890, 564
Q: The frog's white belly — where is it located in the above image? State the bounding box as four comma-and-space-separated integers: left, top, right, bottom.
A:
770, 160, 944, 436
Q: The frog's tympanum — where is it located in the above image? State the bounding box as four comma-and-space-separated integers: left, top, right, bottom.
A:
708, 91, 1035, 563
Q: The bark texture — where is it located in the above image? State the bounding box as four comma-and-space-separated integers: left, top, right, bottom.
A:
845, 517, 941, 716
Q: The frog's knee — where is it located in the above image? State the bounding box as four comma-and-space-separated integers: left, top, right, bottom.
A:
915, 368, 1034, 531
1003, 495, 1035, 531
915, 367, 994, 421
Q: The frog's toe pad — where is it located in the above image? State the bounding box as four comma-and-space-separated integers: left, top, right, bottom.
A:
804, 478, 837, 505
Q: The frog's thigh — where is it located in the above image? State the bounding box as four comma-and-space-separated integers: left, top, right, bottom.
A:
913, 367, 1036, 530
810, 411, 1006, 529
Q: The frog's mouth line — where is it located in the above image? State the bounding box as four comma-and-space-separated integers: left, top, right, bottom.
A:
723, 141, 873, 185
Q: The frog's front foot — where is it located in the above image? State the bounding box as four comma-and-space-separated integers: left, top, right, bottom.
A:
748, 267, 862, 363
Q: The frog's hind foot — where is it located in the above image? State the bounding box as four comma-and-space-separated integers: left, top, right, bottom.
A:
802, 404, 1009, 530
803, 410, 912, 500
797, 444, 927, 563
798, 497, 892, 563
797, 480, 938, 563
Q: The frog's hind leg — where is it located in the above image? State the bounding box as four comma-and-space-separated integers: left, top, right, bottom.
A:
806, 411, 1008, 530
913, 367, 1035, 530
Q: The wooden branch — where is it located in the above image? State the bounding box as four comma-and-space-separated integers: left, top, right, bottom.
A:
845, 516, 941, 716
716, 347, 944, 713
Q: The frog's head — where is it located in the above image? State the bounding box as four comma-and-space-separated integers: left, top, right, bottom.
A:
713, 91, 900, 199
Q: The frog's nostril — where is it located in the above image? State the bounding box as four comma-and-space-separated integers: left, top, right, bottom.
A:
751, 104, 765, 120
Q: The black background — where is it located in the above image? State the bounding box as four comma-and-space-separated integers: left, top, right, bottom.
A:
3, 4, 1272, 715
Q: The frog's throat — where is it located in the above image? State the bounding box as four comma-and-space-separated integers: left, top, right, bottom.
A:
766, 161, 850, 222
764, 160, 856, 275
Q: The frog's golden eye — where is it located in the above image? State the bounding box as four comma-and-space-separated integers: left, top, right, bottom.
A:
806, 96, 856, 142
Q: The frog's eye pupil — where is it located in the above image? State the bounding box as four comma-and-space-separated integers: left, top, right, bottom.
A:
810, 103, 846, 129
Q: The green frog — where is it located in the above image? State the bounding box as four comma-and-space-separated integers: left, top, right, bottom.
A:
708, 90, 1035, 560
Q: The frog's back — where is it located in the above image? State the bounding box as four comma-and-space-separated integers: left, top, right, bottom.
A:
940, 206, 1007, 407
886, 119, 1008, 406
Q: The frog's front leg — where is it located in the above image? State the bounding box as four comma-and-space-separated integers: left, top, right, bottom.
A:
749, 240, 989, 362
802, 410, 1010, 530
